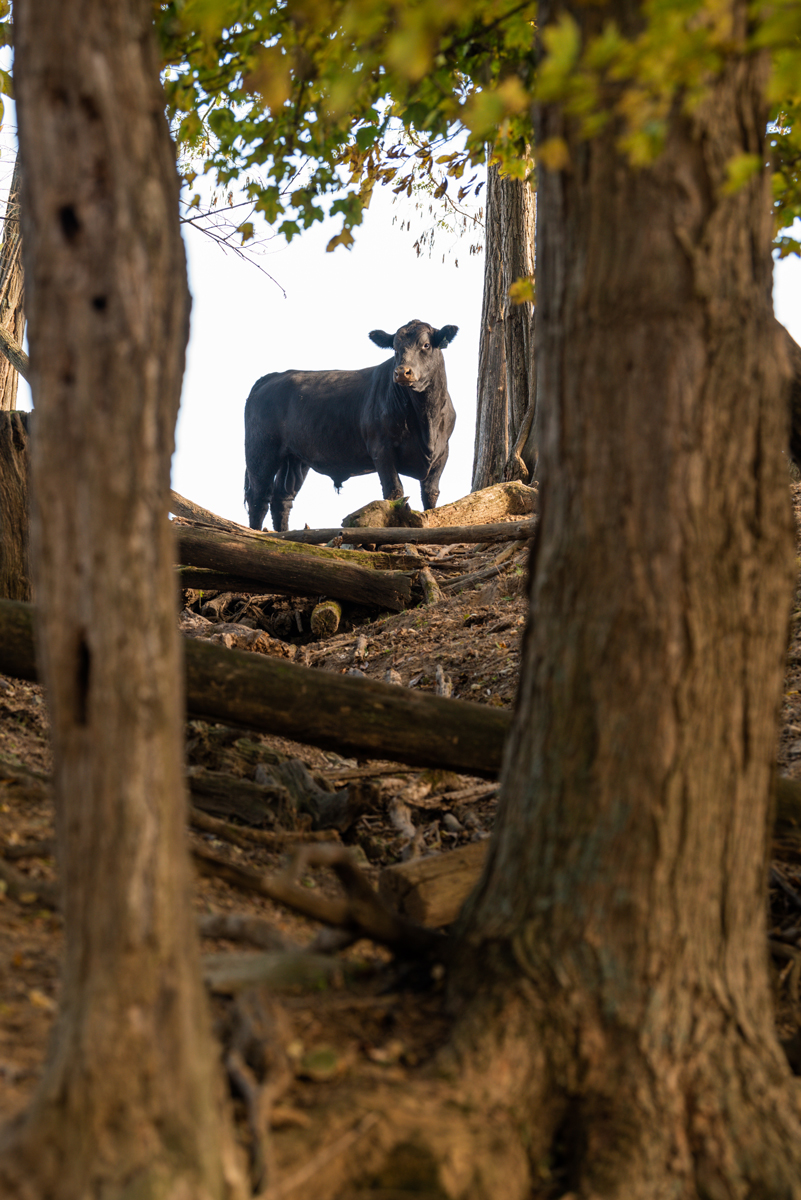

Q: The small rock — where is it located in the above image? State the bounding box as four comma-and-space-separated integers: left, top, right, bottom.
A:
385, 668, 403, 687
442, 812, 463, 833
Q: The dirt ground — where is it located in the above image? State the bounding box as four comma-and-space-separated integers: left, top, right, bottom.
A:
2, 496, 801, 1182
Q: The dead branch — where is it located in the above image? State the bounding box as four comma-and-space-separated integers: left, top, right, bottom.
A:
198, 911, 295, 951
0, 324, 29, 381
192, 842, 443, 957
270, 521, 536, 546
202, 949, 364, 993
190, 807, 337, 849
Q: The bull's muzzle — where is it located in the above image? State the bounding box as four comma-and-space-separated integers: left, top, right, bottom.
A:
394, 367, 416, 385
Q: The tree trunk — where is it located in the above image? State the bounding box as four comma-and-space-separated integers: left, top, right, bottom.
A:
452, 5, 801, 1196
471, 160, 537, 491
0, 1, 246, 1197
0, 155, 24, 413
472, 161, 509, 490
0, 410, 30, 600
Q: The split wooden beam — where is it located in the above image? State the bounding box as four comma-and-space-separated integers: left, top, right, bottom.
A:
0, 598, 511, 776
378, 840, 489, 928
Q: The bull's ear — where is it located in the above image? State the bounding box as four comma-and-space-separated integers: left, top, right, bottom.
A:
369, 329, 395, 348
432, 324, 459, 349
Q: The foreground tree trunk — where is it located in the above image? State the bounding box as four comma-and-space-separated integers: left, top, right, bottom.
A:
471, 160, 536, 490
453, 4, 801, 1195
0, 155, 24, 413
0, 2, 246, 1197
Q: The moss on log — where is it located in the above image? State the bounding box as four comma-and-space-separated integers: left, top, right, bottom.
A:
175, 524, 412, 611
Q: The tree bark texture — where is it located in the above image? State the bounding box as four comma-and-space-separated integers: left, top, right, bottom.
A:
471, 160, 537, 490
2, 3, 246, 1198
453, 6, 801, 1197
0, 411, 30, 600
0, 155, 24, 413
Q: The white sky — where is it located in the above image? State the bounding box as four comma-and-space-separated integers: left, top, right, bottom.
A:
5, 128, 801, 532
175, 185, 485, 528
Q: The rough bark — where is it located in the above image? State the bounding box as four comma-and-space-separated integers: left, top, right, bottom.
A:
450, 7, 801, 1197
0, 411, 30, 600
0, 597, 512, 776
0, 156, 25, 413
0, 2, 247, 1197
472, 161, 537, 490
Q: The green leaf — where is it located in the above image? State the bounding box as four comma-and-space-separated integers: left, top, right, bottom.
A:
722, 152, 762, 195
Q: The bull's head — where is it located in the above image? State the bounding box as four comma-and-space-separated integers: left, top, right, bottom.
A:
369, 320, 459, 390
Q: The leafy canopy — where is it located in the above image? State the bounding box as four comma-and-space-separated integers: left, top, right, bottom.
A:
157, 0, 536, 249
155, 0, 801, 256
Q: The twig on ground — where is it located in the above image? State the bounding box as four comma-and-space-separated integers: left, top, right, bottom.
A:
190, 806, 338, 849
770, 938, 801, 1011
226, 1047, 274, 1193
771, 866, 801, 911
192, 842, 443, 956
255, 1112, 380, 1200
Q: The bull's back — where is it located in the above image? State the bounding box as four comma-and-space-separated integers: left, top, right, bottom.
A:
245, 365, 379, 474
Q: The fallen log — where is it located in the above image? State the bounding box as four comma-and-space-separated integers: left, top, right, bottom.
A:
0, 599, 512, 776
270, 521, 536, 546
176, 518, 412, 572
175, 524, 412, 611
422, 481, 536, 528
170, 490, 247, 532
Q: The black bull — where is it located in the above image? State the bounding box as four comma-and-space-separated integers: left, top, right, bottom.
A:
244, 319, 459, 531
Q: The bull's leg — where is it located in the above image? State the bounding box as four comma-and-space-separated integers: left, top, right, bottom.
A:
270, 456, 310, 532
244, 466, 274, 531
372, 451, 404, 502
421, 451, 448, 510
244, 436, 284, 530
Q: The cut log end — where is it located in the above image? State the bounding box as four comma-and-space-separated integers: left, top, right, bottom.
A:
310, 599, 342, 638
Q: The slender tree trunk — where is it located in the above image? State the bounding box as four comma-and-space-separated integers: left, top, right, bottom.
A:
452, 4, 801, 1195
471, 160, 536, 491
0, 411, 30, 600
0, 155, 24, 413
472, 162, 509, 490
0, 2, 246, 1197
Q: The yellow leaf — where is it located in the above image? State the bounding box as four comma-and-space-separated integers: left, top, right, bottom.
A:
537, 137, 570, 171
508, 276, 535, 305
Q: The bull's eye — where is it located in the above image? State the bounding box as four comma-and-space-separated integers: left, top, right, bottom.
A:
423, 343, 431, 350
